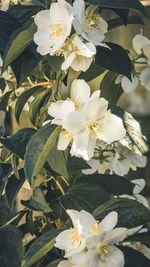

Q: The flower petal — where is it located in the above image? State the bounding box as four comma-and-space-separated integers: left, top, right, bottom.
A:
57, 131, 72, 150
132, 179, 145, 194
104, 228, 127, 244
140, 67, 150, 91
121, 75, 139, 93
73, 0, 85, 24
132, 34, 150, 55
98, 113, 126, 143
62, 52, 76, 70
101, 211, 118, 231
104, 247, 125, 267
71, 79, 91, 102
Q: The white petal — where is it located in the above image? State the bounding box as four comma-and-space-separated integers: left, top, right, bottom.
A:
85, 98, 108, 121
132, 34, 150, 54
67, 209, 80, 226
104, 247, 125, 267
62, 52, 76, 70
48, 100, 65, 118
98, 113, 126, 143
127, 152, 147, 168
73, 0, 85, 24
62, 111, 85, 134
71, 79, 91, 101
140, 67, 150, 91
132, 179, 145, 194
71, 55, 93, 72
121, 75, 139, 93
71, 131, 96, 160
112, 158, 130, 176
82, 159, 99, 174
34, 10, 50, 27
57, 131, 72, 150
101, 211, 118, 231
143, 45, 150, 59
104, 228, 127, 244
90, 90, 101, 99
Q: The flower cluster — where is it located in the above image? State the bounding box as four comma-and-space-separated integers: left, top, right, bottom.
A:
48, 79, 126, 161
55, 209, 127, 267
34, 0, 108, 72
83, 142, 147, 176
116, 32, 150, 93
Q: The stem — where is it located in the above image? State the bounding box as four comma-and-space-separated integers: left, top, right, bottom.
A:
22, 81, 53, 90
52, 176, 65, 196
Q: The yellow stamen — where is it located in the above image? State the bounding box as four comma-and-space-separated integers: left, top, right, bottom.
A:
69, 227, 80, 245
49, 22, 64, 39
83, 13, 100, 32
90, 221, 103, 234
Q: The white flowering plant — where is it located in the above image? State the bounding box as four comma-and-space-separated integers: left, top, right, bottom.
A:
0, 0, 150, 266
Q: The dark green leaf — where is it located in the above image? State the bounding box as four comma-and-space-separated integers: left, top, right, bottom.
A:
0, 225, 24, 267
8, 4, 44, 22
15, 85, 42, 123
11, 42, 42, 87
3, 20, 37, 71
133, 114, 150, 139
21, 187, 52, 212
95, 43, 132, 79
0, 128, 36, 159
29, 87, 51, 126
0, 78, 6, 93
125, 232, 150, 245
0, 91, 12, 111
5, 168, 26, 209
118, 245, 150, 267
67, 156, 91, 173
24, 123, 61, 187
60, 182, 109, 213
100, 71, 123, 104
93, 198, 150, 228
79, 63, 105, 82
108, 15, 144, 30
0, 10, 20, 52
87, 0, 148, 18
77, 174, 134, 195
22, 228, 63, 267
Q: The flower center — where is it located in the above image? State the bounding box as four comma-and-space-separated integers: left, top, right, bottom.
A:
90, 221, 103, 234
49, 22, 64, 39
83, 13, 100, 32
64, 129, 73, 139
69, 227, 81, 245
87, 121, 101, 136
97, 243, 113, 262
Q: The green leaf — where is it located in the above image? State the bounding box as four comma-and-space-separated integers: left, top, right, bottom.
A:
29, 87, 51, 126
93, 198, 150, 228
77, 174, 134, 195
3, 20, 37, 71
21, 187, 52, 212
24, 123, 61, 188
60, 182, 109, 213
0, 111, 5, 136
47, 55, 64, 72
95, 43, 132, 79
109, 105, 149, 154
133, 114, 150, 140
46, 259, 62, 267
100, 71, 123, 104
22, 228, 63, 267
0, 91, 12, 111
125, 232, 150, 245
86, 0, 148, 18
67, 156, 91, 173
108, 15, 144, 30
15, 85, 42, 123
5, 169, 26, 209
0, 225, 24, 267
47, 141, 69, 179
118, 245, 150, 267
79, 63, 105, 82
11, 42, 42, 87
0, 128, 36, 159
0, 78, 6, 93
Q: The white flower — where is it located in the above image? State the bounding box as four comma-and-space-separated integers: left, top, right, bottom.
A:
48, 79, 126, 161
57, 260, 84, 267
115, 74, 139, 94
62, 35, 96, 72
73, 0, 108, 46
132, 33, 150, 91
0, 0, 10, 10
72, 211, 127, 267
34, 0, 74, 56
